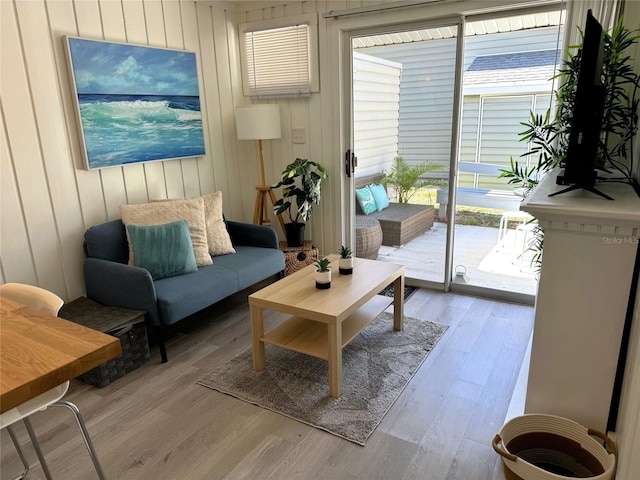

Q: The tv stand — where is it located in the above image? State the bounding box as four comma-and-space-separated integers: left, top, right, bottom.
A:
549, 183, 614, 200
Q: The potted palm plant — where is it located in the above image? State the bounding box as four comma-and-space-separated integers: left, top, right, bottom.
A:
382, 156, 446, 203
314, 257, 331, 289
273, 158, 328, 247
338, 245, 353, 275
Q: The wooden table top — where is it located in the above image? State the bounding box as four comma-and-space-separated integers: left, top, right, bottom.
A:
0, 296, 122, 414
249, 254, 404, 324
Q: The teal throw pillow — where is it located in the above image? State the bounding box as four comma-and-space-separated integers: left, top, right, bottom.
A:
126, 220, 198, 280
355, 186, 377, 215
369, 183, 389, 211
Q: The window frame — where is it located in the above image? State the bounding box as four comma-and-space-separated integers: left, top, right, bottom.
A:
239, 13, 320, 98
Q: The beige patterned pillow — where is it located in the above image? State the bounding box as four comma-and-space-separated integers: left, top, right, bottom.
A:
120, 198, 212, 267
152, 192, 235, 257
200, 192, 235, 256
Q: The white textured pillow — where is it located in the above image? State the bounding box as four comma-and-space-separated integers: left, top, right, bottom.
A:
200, 192, 235, 256
120, 198, 212, 267
152, 192, 235, 257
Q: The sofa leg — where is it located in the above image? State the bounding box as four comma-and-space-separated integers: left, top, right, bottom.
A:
156, 326, 168, 363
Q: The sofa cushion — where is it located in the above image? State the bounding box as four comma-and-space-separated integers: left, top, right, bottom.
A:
152, 192, 235, 257
369, 184, 389, 211
152, 246, 284, 325
201, 192, 236, 256
213, 246, 286, 290
355, 186, 377, 215
154, 264, 239, 325
120, 198, 212, 267
126, 220, 198, 280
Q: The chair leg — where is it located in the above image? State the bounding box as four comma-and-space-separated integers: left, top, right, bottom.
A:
156, 326, 168, 363
6, 425, 30, 480
23, 418, 53, 480
51, 401, 106, 480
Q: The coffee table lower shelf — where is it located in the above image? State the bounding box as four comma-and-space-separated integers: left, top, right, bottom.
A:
261, 294, 393, 360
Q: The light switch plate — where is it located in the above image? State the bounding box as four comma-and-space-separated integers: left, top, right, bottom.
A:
292, 128, 306, 144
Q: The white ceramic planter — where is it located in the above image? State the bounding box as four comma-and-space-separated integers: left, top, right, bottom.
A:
338, 257, 354, 275
315, 270, 331, 289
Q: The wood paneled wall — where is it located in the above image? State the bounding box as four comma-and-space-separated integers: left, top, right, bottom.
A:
231, 1, 343, 262
1, 0, 260, 301
0, 0, 345, 302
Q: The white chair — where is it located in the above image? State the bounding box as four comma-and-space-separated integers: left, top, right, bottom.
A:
514, 220, 539, 271
497, 210, 532, 251
0, 283, 106, 480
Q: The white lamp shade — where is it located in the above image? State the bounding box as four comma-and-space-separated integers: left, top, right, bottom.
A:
235, 105, 281, 140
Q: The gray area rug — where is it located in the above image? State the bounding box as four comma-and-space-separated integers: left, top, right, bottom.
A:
197, 312, 447, 445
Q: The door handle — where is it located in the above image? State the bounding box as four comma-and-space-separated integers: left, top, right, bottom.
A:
345, 150, 357, 177
345, 149, 351, 177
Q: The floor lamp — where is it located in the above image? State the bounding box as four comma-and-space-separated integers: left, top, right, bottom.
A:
235, 105, 286, 232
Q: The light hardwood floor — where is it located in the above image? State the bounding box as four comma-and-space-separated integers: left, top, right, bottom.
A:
1, 282, 534, 480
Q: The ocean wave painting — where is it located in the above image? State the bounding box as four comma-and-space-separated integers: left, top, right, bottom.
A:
66, 37, 206, 169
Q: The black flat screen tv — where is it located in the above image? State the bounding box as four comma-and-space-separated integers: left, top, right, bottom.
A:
554, 10, 610, 198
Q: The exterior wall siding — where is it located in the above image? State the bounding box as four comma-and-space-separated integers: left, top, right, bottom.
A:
355, 26, 562, 190
476, 95, 537, 189
359, 37, 458, 169
352, 51, 401, 176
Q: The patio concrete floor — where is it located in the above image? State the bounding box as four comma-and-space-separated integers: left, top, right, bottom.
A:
374, 220, 538, 296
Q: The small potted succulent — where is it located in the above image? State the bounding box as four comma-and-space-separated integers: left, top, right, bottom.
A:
314, 257, 331, 289
338, 245, 353, 275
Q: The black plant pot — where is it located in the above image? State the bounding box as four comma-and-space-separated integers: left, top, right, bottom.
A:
285, 222, 305, 247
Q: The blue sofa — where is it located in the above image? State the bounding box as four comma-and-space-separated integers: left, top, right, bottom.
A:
83, 219, 285, 362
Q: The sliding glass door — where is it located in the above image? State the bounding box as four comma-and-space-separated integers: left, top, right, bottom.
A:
350, 20, 462, 286
451, 12, 563, 298
345, 5, 563, 300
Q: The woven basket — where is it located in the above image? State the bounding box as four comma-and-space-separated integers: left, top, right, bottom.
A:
492, 414, 616, 480
280, 241, 318, 276
59, 297, 149, 388
79, 322, 149, 387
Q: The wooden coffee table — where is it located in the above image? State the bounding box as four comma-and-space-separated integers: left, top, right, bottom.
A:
248, 254, 404, 398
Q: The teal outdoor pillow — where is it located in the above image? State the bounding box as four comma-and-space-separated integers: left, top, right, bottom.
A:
355, 186, 377, 215
126, 220, 198, 280
369, 183, 389, 211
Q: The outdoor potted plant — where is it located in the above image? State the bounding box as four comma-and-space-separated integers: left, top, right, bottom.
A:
338, 245, 353, 275
382, 156, 446, 204
314, 257, 331, 289
273, 158, 328, 247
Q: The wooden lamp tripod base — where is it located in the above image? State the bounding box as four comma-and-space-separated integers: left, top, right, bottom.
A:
254, 185, 285, 231
253, 139, 286, 233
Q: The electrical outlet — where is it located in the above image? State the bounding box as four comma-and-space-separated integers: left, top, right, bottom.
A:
292, 128, 306, 144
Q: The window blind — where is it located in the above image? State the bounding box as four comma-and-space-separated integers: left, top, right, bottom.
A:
244, 24, 311, 98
